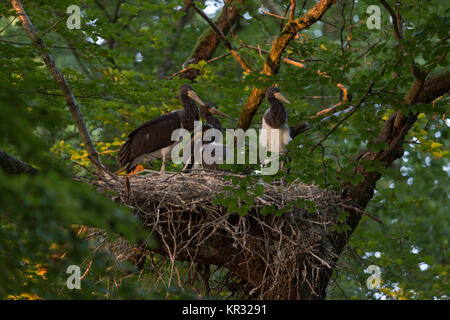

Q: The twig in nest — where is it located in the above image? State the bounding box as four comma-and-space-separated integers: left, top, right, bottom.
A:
125, 176, 131, 202
94, 171, 344, 299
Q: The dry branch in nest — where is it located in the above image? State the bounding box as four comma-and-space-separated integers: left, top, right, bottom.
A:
93, 170, 356, 299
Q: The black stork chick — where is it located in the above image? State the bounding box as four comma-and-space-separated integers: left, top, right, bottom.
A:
199, 103, 231, 131
118, 84, 205, 175
259, 86, 292, 155
183, 103, 232, 171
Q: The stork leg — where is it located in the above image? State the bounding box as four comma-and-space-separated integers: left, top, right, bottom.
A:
285, 153, 291, 176
279, 159, 286, 185
182, 148, 192, 172
160, 152, 166, 175
279, 153, 291, 184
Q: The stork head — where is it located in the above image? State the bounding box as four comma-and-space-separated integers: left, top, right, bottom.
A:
200, 103, 232, 119
265, 86, 291, 104
179, 84, 205, 106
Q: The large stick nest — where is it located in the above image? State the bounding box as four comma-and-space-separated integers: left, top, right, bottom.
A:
95, 170, 349, 299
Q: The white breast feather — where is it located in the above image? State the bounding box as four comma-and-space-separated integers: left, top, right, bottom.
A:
260, 118, 291, 153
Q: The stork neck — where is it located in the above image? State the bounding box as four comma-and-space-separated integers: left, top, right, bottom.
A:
267, 98, 285, 111
183, 97, 199, 112
265, 98, 287, 127
181, 98, 199, 130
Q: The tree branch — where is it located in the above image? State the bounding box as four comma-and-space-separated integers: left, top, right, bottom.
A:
0, 150, 38, 175
415, 70, 450, 104
241, 43, 305, 67
0, 16, 17, 34
93, 0, 112, 21
189, 1, 251, 74
378, 0, 402, 41
237, 0, 336, 130
311, 83, 374, 152
168, 45, 245, 79
170, 43, 307, 80
260, 4, 286, 20
10, 0, 104, 175
183, 0, 245, 80
289, 0, 296, 22
262, 0, 285, 21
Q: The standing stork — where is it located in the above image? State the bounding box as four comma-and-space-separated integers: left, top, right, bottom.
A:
259, 86, 292, 168
183, 103, 232, 171
118, 84, 205, 174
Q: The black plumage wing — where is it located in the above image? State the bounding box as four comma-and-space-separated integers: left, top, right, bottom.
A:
205, 114, 222, 131
118, 112, 181, 168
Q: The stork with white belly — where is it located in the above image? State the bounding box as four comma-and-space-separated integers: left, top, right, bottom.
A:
259, 86, 292, 169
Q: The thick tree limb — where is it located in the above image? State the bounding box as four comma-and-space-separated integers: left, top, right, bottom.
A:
182, 0, 245, 80
237, 0, 336, 129
0, 150, 38, 175
189, 1, 251, 74
415, 71, 450, 104
10, 0, 103, 175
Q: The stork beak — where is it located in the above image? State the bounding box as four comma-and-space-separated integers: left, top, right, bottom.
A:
187, 90, 205, 106
208, 107, 232, 119
274, 92, 291, 104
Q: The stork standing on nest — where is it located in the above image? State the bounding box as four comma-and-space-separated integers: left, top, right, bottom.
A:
118, 84, 205, 174
183, 103, 232, 171
259, 86, 292, 168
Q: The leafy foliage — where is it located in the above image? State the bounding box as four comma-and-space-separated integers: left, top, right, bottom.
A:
0, 0, 448, 299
